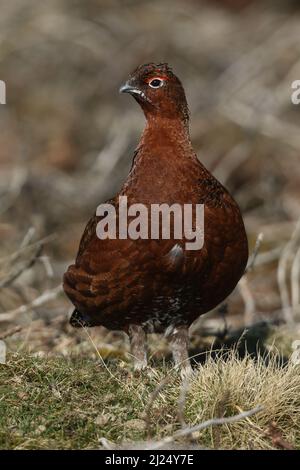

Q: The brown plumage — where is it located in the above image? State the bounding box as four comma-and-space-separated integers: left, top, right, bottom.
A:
63, 63, 248, 375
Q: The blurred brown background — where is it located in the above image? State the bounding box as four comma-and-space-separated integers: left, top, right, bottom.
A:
1, 0, 300, 358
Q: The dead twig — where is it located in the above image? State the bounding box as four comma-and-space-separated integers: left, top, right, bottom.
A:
238, 232, 264, 325
0, 244, 43, 289
147, 405, 263, 450
277, 218, 300, 324
291, 246, 300, 318
238, 276, 256, 326
0, 285, 63, 322
0, 325, 22, 340
246, 232, 264, 273
0, 233, 56, 264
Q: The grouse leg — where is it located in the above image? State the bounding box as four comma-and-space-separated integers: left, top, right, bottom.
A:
167, 326, 193, 378
128, 324, 147, 371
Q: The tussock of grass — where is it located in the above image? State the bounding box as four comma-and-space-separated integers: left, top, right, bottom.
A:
185, 351, 300, 449
0, 351, 299, 449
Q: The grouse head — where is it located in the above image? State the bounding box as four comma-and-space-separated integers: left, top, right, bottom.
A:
120, 63, 189, 125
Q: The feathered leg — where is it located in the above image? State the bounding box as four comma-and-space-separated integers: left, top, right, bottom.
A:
128, 324, 147, 371
167, 326, 193, 378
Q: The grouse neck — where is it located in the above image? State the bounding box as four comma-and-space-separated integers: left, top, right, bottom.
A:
139, 115, 194, 156
146, 114, 189, 137
121, 114, 202, 202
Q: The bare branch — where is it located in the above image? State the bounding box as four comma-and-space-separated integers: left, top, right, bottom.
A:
0, 244, 43, 289
277, 218, 300, 324
246, 232, 264, 273
0, 285, 63, 322
148, 405, 263, 450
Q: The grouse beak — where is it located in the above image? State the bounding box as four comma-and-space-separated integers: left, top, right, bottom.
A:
119, 83, 138, 93
119, 82, 151, 103
119, 82, 139, 95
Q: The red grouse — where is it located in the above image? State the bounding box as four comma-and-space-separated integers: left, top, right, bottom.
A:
63, 63, 248, 375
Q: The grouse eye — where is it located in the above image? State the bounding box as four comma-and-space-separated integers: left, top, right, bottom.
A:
149, 78, 163, 89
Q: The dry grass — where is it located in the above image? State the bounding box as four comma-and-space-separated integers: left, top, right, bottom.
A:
0, 349, 299, 450
185, 350, 300, 449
